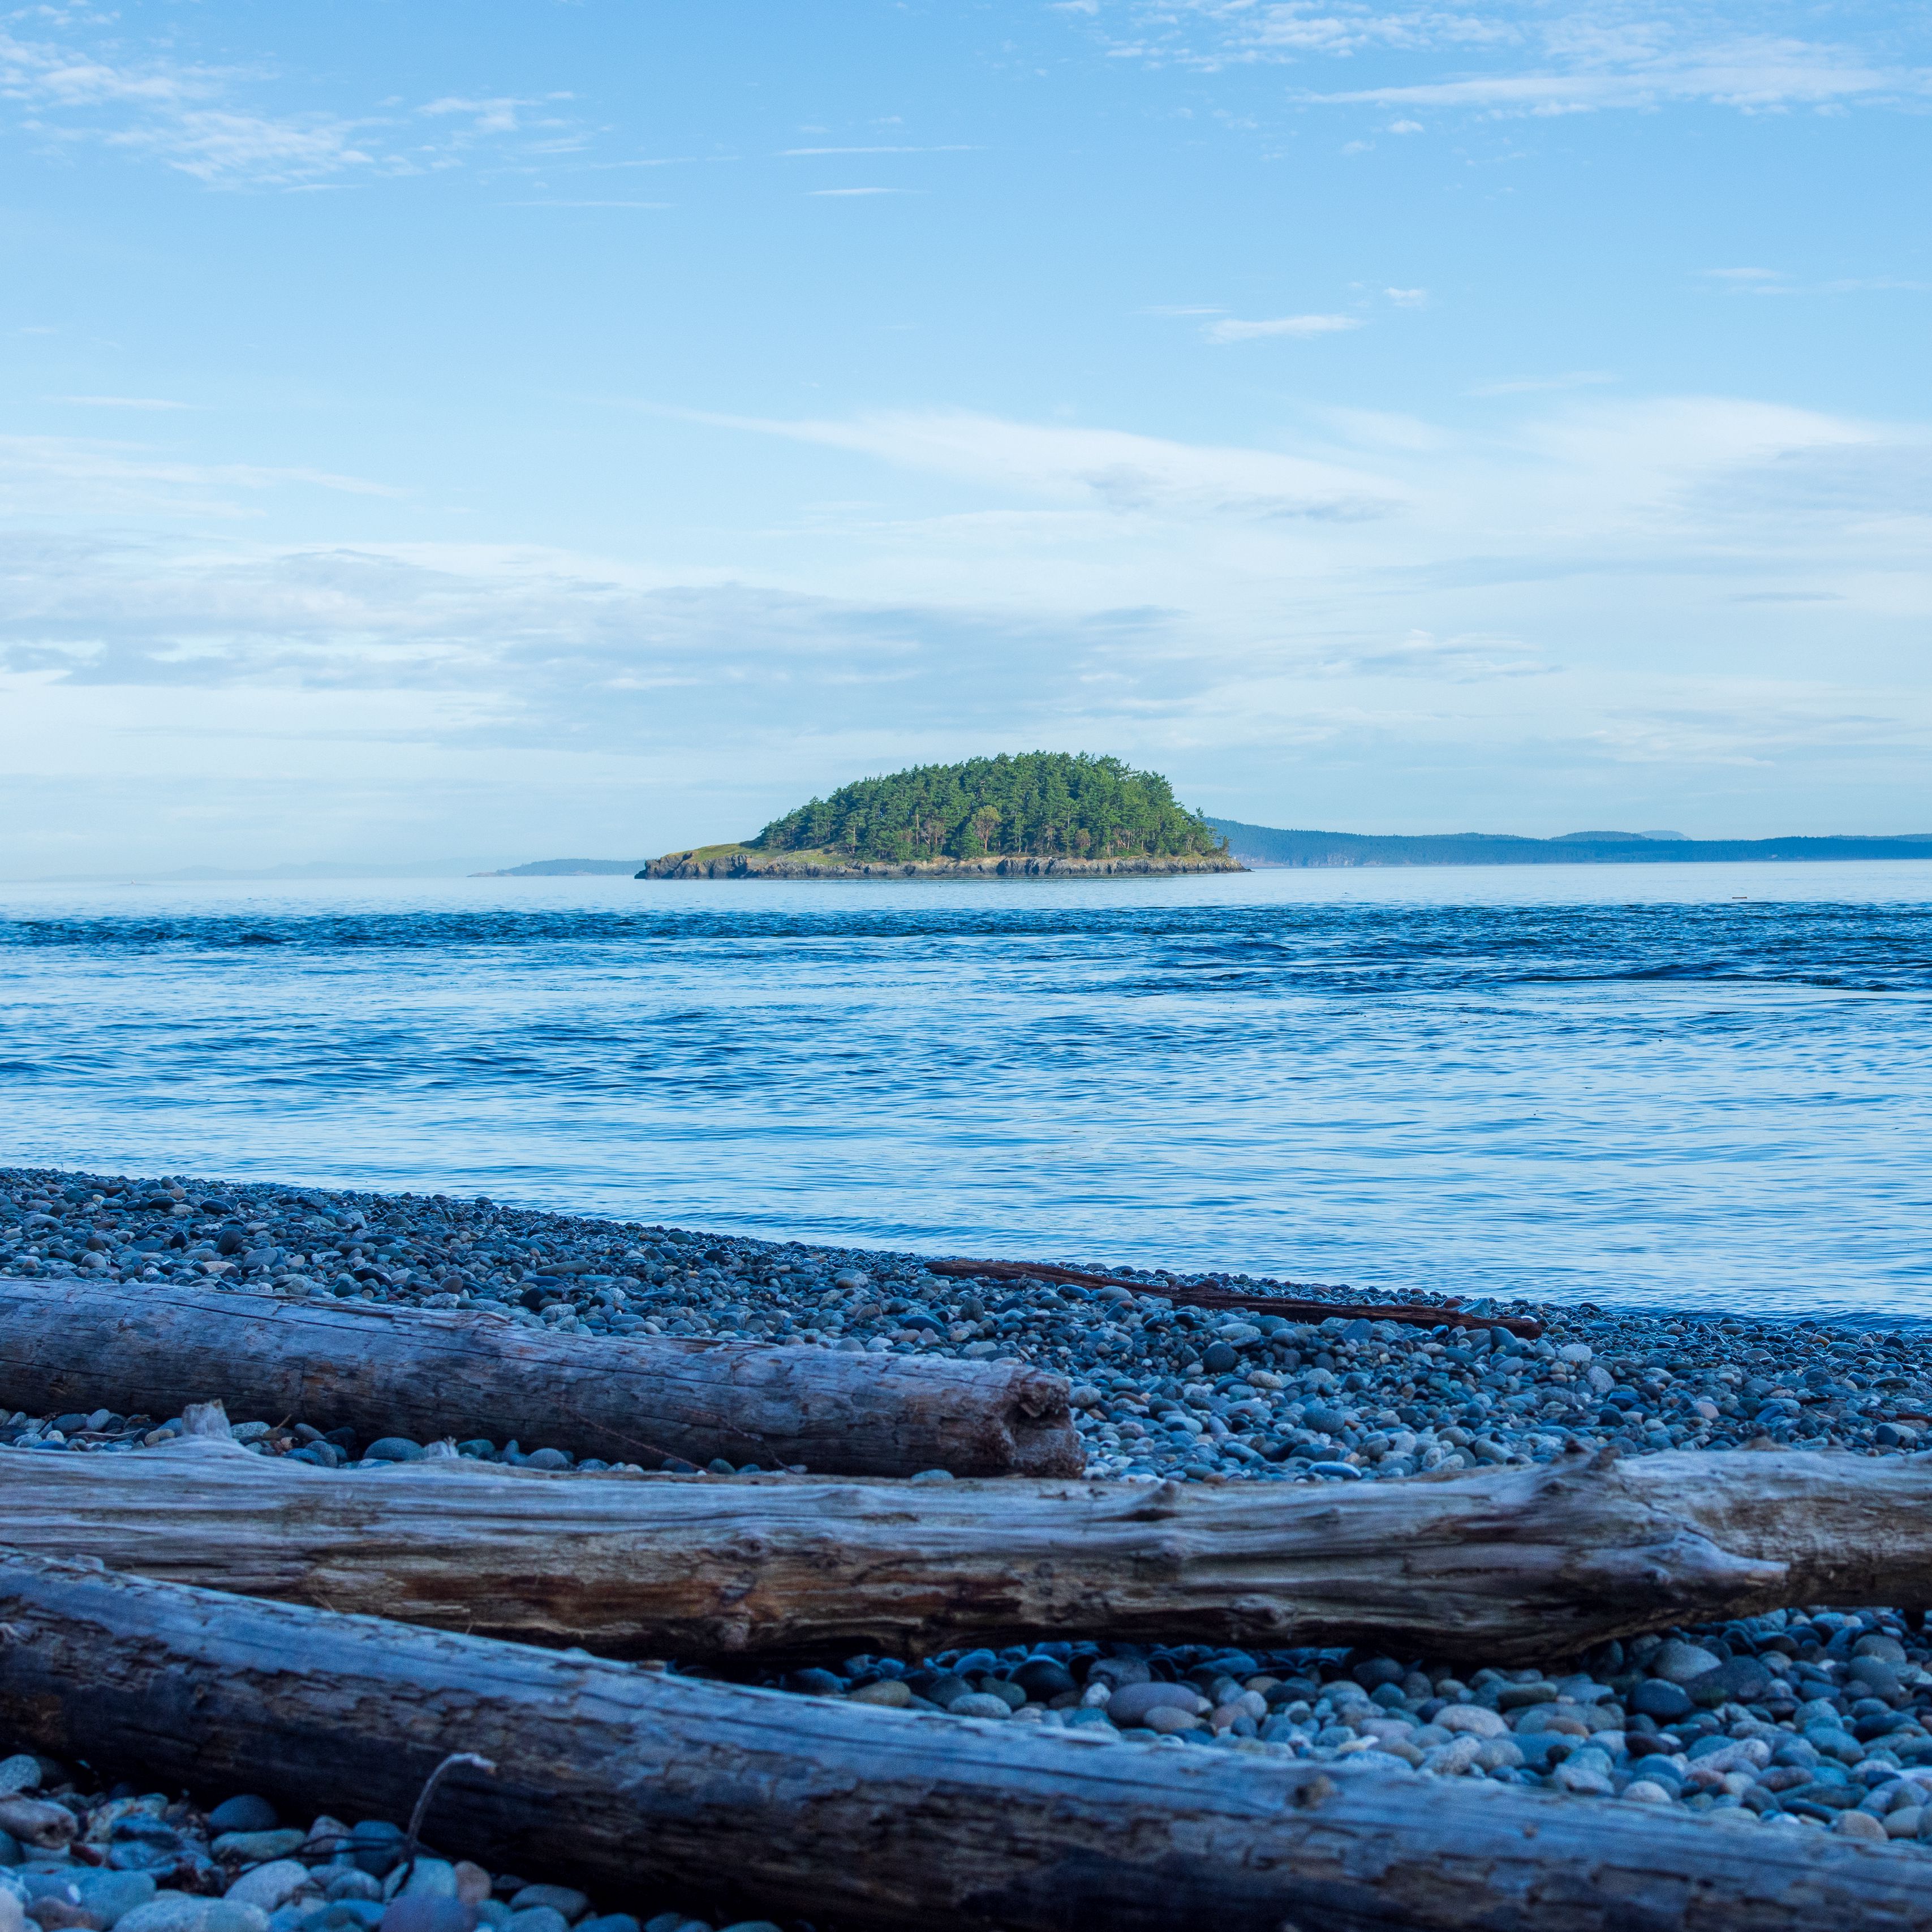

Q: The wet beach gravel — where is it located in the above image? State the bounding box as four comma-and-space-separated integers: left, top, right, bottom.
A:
7, 1161, 1932, 1922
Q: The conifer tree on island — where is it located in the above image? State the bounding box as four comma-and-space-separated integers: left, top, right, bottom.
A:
641, 753, 1237, 877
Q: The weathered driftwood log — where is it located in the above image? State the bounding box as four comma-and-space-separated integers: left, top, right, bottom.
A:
7, 1436, 1932, 1663
1, 1551, 1925, 1932
930, 1257, 1543, 1336
0, 1281, 1078, 1479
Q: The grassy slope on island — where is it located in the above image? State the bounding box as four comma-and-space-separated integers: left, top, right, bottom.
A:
750, 754, 1228, 866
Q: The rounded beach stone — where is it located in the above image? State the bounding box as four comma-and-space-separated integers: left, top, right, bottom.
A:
347, 1823, 406, 1879
362, 1440, 423, 1464
846, 1680, 911, 1708
389, 1864, 457, 1904
1854, 1634, 1908, 1665
1434, 1705, 1507, 1739
1104, 1681, 1202, 1727
1629, 1679, 1693, 1722
1650, 1640, 1722, 1684
66, 1872, 157, 1928
118, 1902, 269, 1932
204, 1800, 277, 1837
948, 1693, 1014, 1720
1143, 1706, 1203, 1735
223, 1866, 310, 1914
505, 1894, 583, 1925
1834, 1809, 1888, 1843
380, 1904, 477, 1932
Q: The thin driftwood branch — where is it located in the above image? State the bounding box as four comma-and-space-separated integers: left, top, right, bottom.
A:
0, 1548, 1924, 1932
929, 1257, 1542, 1336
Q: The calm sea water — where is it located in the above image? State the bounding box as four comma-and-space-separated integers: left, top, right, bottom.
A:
3, 864, 1929, 1323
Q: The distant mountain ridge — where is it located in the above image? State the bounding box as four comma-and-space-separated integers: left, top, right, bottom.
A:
1207, 820, 1932, 868
473, 859, 649, 877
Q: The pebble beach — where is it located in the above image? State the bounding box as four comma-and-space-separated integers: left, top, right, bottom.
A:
7, 1163, 1932, 1932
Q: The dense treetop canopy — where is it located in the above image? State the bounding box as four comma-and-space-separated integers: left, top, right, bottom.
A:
750, 753, 1227, 863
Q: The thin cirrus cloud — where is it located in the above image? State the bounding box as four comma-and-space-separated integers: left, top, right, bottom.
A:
1099, 4, 1927, 117
1702, 266, 1930, 298
0, 24, 585, 187
46, 396, 192, 410
0, 434, 403, 518
6, 395, 1920, 717
1204, 313, 1362, 343
669, 403, 1406, 522
780, 144, 979, 155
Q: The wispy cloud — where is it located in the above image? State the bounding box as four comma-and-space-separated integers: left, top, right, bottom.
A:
0, 24, 588, 187
46, 395, 192, 411
1095, 5, 1929, 118
671, 404, 1405, 522
781, 144, 978, 156
0, 435, 403, 518
1204, 312, 1362, 342
1702, 266, 1930, 298
418, 94, 573, 135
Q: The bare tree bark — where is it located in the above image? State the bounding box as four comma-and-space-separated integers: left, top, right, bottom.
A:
6, 1437, 1930, 1663
0, 1548, 1925, 1932
0, 1281, 1079, 1479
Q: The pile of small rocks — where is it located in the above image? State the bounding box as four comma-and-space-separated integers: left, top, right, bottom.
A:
7, 1167, 1932, 1857
703, 1608, 1932, 1847
0, 1761, 763, 1932
6, 1167, 1929, 1483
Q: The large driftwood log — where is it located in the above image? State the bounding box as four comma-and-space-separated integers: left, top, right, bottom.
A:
0, 1550, 1925, 1932
0, 1281, 1078, 1479
6, 1437, 1931, 1663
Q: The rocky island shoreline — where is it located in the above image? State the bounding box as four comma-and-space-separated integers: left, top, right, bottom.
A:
640, 847, 1239, 880
6, 1163, 1932, 1929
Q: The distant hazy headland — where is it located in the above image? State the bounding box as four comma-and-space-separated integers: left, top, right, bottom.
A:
640, 753, 1241, 880
1210, 820, 1932, 868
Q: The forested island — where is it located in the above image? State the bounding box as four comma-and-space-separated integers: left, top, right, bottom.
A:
640, 754, 1241, 880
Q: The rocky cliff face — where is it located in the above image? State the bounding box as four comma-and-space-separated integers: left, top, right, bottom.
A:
639, 850, 1244, 880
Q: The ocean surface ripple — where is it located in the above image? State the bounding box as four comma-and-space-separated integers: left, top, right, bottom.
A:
4, 864, 1928, 1322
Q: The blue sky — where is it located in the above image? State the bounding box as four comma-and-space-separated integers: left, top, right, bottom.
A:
2, 0, 1927, 869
